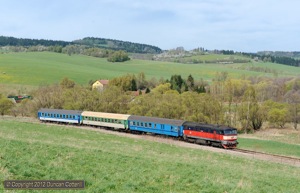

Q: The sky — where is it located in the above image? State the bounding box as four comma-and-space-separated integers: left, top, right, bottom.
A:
1, 0, 300, 52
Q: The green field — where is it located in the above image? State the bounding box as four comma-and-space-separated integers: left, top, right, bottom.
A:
1, 118, 300, 193
1, 52, 300, 87
238, 138, 300, 158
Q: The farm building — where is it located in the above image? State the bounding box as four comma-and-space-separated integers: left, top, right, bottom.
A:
92, 80, 109, 92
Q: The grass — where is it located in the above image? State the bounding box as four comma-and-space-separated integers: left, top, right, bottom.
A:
1, 118, 300, 192
238, 138, 300, 158
1, 52, 300, 87
238, 128, 300, 157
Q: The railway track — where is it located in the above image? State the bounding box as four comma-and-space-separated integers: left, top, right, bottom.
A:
13, 116, 300, 167
230, 148, 300, 167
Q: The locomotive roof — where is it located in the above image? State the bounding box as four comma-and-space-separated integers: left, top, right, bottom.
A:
183, 121, 236, 130
82, 111, 130, 120
38, 108, 83, 115
128, 115, 186, 126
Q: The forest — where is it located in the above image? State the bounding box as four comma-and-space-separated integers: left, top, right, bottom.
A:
0, 36, 162, 54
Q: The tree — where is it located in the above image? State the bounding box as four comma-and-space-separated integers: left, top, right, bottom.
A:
60, 77, 75, 89
186, 74, 195, 91
136, 72, 147, 90
0, 98, 14, 116
151, 83, 171, 94
107, 50, 130, 62
263, 100, 288, 128
170, 75, 185, 93
109, 74, 137, 91
285, 90, 300, 130
238, 86, 265, 132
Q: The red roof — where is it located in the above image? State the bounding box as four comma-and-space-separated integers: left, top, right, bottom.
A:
98, 80, 109, 85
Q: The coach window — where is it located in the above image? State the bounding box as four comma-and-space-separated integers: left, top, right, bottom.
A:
137, 122, 140, 126
161, 125, 165, 130
149, 123, 152, 128
132, 121, 136, 126
154, 124, 157, 129
145, 123, 148, 127
73, 115, 75, 119
141, 122, 144, 127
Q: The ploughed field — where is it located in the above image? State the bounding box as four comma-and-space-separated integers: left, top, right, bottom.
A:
1, 118, 300, 193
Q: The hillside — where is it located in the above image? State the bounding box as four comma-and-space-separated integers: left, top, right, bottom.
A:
73, 37, 161, 54
0, 36, 162, 54
0, 118, 299, 192
1, 52, 300, 87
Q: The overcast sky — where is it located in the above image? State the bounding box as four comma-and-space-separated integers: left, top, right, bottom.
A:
1, 0, 299, 52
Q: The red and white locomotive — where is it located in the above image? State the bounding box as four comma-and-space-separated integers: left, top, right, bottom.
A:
183, 122, 238, 148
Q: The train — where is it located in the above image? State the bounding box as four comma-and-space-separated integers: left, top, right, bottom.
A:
38, 108, 238, 149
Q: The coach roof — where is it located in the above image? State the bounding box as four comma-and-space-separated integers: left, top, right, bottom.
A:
82, 111, 130, 120
183, 121, 236, 130
128, 115, 186, 126
38, 108, 83, 115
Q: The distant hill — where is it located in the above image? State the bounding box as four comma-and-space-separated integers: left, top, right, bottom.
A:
0, 36, 162, 54
73, 37, 162, 54
257, 51, 300, 58
0, 36, 70, 47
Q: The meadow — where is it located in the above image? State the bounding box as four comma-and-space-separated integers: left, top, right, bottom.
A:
1, 118, 300, 193
1, 52, 300, 88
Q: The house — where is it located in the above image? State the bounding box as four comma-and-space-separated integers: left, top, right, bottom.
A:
92, 80, 109, 91
132, 89, 147, 97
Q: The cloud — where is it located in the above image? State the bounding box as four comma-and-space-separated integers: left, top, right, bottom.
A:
0, 0, 299, 51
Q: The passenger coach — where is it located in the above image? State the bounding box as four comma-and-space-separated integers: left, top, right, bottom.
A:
81, 111, 130, 130
38, 108, 83, 124
128, 115, 185, 137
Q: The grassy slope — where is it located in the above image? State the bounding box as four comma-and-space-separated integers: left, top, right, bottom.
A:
238, 129, 300, 157
1, 52, 300, 87
0, 119, 300, 193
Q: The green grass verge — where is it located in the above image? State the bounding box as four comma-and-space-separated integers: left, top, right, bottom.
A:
238, 137, 300, 158
1, 52, 300, 86
0, 119, 300, 193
